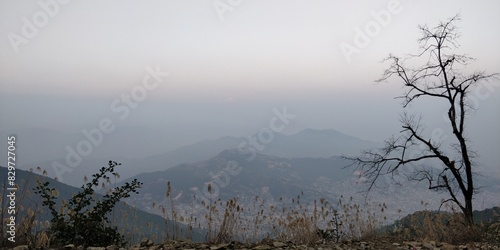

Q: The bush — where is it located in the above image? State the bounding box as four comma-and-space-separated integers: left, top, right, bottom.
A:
34, 161, 142, 247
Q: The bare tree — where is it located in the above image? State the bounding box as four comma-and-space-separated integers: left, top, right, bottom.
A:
344, 14, 497, 226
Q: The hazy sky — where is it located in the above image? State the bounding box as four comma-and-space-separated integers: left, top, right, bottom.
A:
1, 1, 499, 168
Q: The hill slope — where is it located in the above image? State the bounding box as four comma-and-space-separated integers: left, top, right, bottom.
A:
0, 166, 202, 244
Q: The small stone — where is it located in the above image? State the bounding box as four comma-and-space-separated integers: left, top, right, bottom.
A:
63, 244, 75, 250
140, 238, 154, 247
440, 243, 455, 250
211, 243, 229, 250
12, 246, 29, 250
422, 243, 435, 249
106, 245, 118, 250
198, 244, 209, 249
272, 241, 287, 248
162, 244, 176, 250
253, 244, 271, 250
87, 247, 105, 250
392, 243, 400, 246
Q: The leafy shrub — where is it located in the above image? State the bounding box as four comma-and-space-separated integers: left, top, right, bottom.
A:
34, 161, 142, 247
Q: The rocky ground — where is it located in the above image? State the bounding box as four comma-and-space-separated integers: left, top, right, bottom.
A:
8, 238, 500, 250
5, 222, 498, 250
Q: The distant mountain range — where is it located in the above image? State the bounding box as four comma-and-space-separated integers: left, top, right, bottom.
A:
19, 128, 379, 187
127, 128, 379, 173
121, 149, 352, 205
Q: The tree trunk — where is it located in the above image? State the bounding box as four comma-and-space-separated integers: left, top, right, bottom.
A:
463, 192, 474, 226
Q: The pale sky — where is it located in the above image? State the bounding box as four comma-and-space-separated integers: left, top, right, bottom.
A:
0, 0, 499, 169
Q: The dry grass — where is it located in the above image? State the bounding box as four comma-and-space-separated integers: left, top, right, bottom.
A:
3, 169, 495, 248
155, 182, 495, 246
387, 204, 483, 244
155, 184, 390, 245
